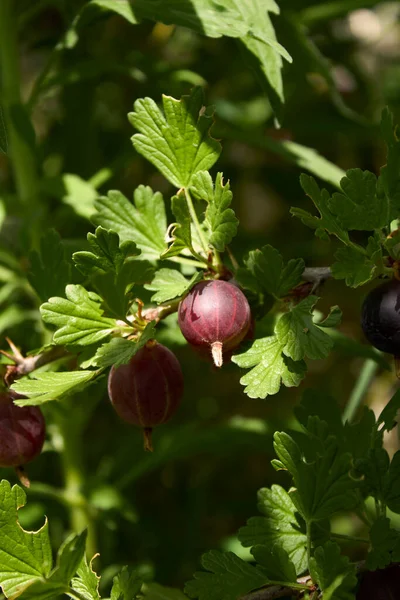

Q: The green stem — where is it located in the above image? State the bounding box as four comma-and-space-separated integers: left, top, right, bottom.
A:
27, 481, 86, 509
330, 532, 369, 544
342, 358, 378, 424
306, 520, 312, 566
184, 187, 209, 255
168, 255, 208, 269
57, 413, 97, 559
0, 0, 40, 214
67, 589, 90, 600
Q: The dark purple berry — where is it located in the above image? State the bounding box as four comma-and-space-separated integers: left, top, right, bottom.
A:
356, 564, 400, 599
108, 341, 183, 451
361, 278, 400, 356
0, 392, 46, 471
178, 280, 251, 367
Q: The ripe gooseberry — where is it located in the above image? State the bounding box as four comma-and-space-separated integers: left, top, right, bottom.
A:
108, 341, 183, 451
178, 280, 251, 367
361, 278, 400, 357
0, 391, 46, 485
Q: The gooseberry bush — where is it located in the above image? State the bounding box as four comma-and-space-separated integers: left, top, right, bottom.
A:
2, 1, 400, 600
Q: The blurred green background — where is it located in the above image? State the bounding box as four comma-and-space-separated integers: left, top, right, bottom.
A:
1, 0, 400, 594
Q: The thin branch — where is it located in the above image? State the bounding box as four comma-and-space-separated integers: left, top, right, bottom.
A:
301, 266, 332, 292
241, 586, 301, 600
3, 343, 69, 385
142, 299, 181, 323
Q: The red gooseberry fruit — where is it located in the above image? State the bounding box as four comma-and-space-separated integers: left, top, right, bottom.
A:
108, 341, 183, 451
0, 391, 46, 485
178, 280, 251, 367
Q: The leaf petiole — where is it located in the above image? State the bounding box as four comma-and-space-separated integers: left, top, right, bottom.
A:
168, 255, 208, 269
184, 187, 209, 255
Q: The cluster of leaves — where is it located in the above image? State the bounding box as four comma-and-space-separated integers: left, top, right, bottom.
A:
74, 0, 291, 122
0, 480, 186, 599
11, 93, 400, 408
291, 109, 400, 288
185, 388, 400, 600
5, 388, 400, 600
10, 87, 348, 409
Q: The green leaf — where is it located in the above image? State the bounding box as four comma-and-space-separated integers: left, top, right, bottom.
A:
21, 532, 87, 599
237, 1, 287, 119
61, 174, 98, 219
83, 0, 137, 24
73, 227, 140, 277
291, 174, 349, 243
316, 305, 342, 328
145, 269, 202, 304
114, 0, 249, 37
354, 448, 390, 501
274, 420, 359, 522
40, 285, 117, 345
28, 230, 71, 303
329, 169, 388, 230
275, 296, 334, 361
129, 88, 221, 188
142, 583, 188, 599
162, 192, 194, 258
70, 555, 101, 600
92, 187, 167, 261
232, 336, 306, 399
366, 517, 400, 570
184, 550, 268, 600
332, 235, 383, 287
251, 545, 297, 583
244, 245, 304, 299
110, 566, 143, 600
92, 322, 157, 368
295, 389, 344, 439
238, 485, 309, 575
11, 370, 100, 406
92, 259, 155, 319
384, 451, 400, 514
191, 171, 238, 251
0, 103, 7, 154
309, 542, 357, 600
0, 481, 52, 598
376, 388, 400, 435
380, 108, 400, 220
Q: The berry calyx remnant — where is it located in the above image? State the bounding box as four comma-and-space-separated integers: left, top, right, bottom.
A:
178, 280, 251, 367
108, 341, 184, 451
0, 391, 46, 486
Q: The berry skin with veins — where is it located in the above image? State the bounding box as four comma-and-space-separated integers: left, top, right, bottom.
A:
108, 341, 183, 451
0, 392, 46, 481
178, 280, 251, 367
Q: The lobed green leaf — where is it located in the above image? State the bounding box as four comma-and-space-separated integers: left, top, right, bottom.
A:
92, 186, 167, 261
129, 88, 221, 188
11, 370, 100, 406
40, 285, 117, 346
185, 550, 268, 600
145, 269, 202, 304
